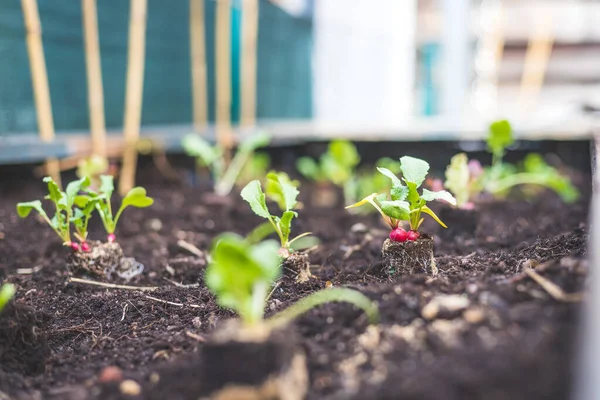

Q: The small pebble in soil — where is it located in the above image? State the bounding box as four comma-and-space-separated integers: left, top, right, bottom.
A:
422, 294, 470, 320
120, 379, 141, 396
98, 366, 123, 383
463, 307, 486, 324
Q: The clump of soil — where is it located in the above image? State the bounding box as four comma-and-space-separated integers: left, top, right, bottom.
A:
0, 303, 48, 376
66, 241, 144, 280
282, 252, 312, 283
381, 235, 437, 278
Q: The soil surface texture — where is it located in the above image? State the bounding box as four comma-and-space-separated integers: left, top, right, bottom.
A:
0, 161, 591, 400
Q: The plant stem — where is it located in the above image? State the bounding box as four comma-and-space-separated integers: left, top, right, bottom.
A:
266, 287, 379, 330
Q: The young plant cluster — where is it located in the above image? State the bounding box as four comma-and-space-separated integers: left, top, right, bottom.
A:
17, 175, 153, 251
444, 120, 579, 208
347, 156, 457, 242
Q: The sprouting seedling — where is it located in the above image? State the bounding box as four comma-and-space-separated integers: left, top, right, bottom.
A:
205, 233, 379, 327
0, 284, 16, 313
17, 176, 91, 250
296, 139, 360, 203
241, 172, 315, 252
182, 132, 271, 196
346, 156, 457, 232
353, 157, 401, 213
444, 120, 579, 205
91, 175, 154, 243
76, 154, 109, 189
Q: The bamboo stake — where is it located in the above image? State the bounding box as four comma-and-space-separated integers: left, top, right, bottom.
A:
21, 0, 61, 186
517, 7, 554, 116
119, 0, 148, 195
240, 0, 259, 127
190, 0, 208, 131
215, 0, 234, 158
82, 0, 107, 158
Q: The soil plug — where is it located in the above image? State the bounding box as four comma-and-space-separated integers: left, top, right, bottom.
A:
241, 173, 319, 284
202, 233, 379, 399
346, 156, 456, 278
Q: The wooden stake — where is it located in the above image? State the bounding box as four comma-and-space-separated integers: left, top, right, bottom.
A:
215, 0, 234, 156
240, 0, 259, 127
21, 0, 61, 186
82, 0, 107, 158
190, 0, 208, 131
119, 0, 148, 195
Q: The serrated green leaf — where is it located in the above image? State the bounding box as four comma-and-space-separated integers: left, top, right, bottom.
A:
240, 180, 271, 219
278, 210, 297, 245
405, 181, 421, 206
487, 119, 514, 158
421, 189, 457, 206
380, 200, 411, 220
16, 200, 46, 218
43, 176, 64, 205
266, 172, 299, 211
122, 187, 154, 208
296, 157, 320, 181
181, 134, 218, 166
377, 167, 402, 187
400, 156, 430, 187
390, 185, 409, 201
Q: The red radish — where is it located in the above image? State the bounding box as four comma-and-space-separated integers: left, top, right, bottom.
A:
389, 228, 407, 242
81, 242, 90, 252
70, 242, 80, 251
406, 231, 420, 241
107, 234, 116, 243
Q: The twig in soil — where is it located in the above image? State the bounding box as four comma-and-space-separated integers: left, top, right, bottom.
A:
68, 277, 159, 291
523, 268, 584, 303
163, 277, 200, 288
177, 239, 204, 258
17, 266, 43, 274
143, 295, 202, 308
121, 304, 129, 322
185, 331, 206, 342
265, 281, 281, 302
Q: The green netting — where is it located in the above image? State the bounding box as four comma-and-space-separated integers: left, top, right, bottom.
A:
0, 0, 312, 136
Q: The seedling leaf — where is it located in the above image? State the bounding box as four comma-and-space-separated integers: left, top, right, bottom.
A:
421, 205, 447, 228
380, 200, 411, 220
241, 180, 270, 219
487, 119, 514, 159
122, 187, 154, 208
400, 156, 430, 187
16, 200, 46, 218
421, 189, 457, 206
266, 172, 299, 211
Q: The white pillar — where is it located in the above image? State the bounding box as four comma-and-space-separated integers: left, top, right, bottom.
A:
313, 0, 416, 125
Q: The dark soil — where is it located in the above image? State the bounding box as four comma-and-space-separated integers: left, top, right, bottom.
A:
0, 160, 591, 400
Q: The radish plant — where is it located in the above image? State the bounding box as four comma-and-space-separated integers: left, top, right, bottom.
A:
182, 132, 270, 196
17, 176, 91, 250
88, 175, 154, 243
206, 233, 379, 326
296, 139, 360, 205
241, 172, 316, 253
445, 120, 579, 207
347, 156, 456, 242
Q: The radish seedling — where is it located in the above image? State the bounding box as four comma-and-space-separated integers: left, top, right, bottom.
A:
346, 156, 456, 278
241, 172, 317, 282
296, 139, 360, 206
182, 132, 270, 196
202, 233, 378, 399
445, 120, 579, 207
17, 176, 91, 250
0, 284, 15, 313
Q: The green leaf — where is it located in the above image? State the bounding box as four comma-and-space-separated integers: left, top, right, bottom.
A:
296, 157, 320, 181
65, 176, 91, 208
265, 172, 299, 211
122, 187, 154, 208
0, 284, 16, 313
239, 132, 271, 153
43, 176, 64, 205
321, 154, 350, 185
405, 181, 421, 206
377, 167, 402, 187
400, 156, 430, 187
444, 153, 471, 207
487, 119, 514, 158
240, 180, 271, 219
421, 189, 457, 206
390, 185, 409, 201
181, 133, 218, 166
421, 205, 448, 228
329, 140, 360, 168
345, 193, 379, 210
76, 155, 108, 179
205, 234, 280, 324
99, 175, 115, 197
16, 200, 46, 218
380, 200, 411, 220
278, 210, 297, 245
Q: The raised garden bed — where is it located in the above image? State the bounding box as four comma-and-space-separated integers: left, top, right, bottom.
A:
0, 149, 591, 400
